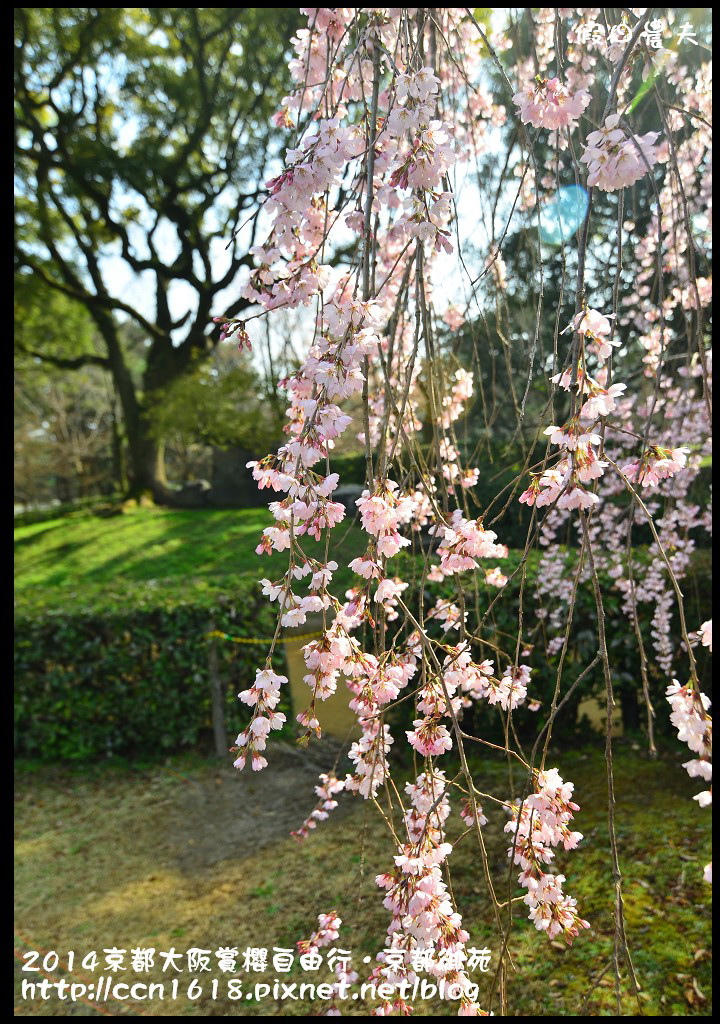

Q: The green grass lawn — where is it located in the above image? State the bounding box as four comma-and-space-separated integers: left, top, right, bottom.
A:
14, 505, 539, 617
15, 507, 281, 588
14, 506, 372, 613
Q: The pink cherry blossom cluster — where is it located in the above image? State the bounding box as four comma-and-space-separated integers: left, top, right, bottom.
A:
241, 296, 408, 738
459, 797, 488, 829
505, 768, 590, 944
521, 296, 698, 525
427, 597, 465, 633
513, 76, 590, 131
291, 772, 345, 841
431, 510, 506, 576
373, 770, 488, 1015
666, 665, 712, 884
485, 664, 531, 713
569, 307, 620, 364
484, 567, 508, 588
439, 369, 474, 429
356, 480, 415, 559
233, 668, 288, 772
297, 910, 342, 955
620, 445, 691, 489
347, 644, 416, 721
534, 355, 709, 680
345, 718, 395, 801
527, 427, 603, 513
580, 114, 659, 192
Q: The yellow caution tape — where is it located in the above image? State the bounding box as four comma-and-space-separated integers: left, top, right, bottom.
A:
206, 629, 325, 645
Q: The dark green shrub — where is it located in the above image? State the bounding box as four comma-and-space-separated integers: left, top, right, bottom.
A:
14, 581, 287, 761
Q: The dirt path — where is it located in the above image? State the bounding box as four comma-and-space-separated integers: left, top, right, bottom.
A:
166, 739, 351, 873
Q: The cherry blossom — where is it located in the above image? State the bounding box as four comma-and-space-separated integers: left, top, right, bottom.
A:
210, 8, 711, 1007
513, 76, 590, 131
667, 677, 712, 882
580, 113, 659, 191
505, 769, 590, 943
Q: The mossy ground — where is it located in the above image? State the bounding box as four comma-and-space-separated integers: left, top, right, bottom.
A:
15, 742, 711, 1016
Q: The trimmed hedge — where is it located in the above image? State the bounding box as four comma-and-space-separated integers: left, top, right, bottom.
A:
14, 549, 710, 762
14, 581, 286, 761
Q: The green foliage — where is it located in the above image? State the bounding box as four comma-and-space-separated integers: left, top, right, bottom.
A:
15, 7, 303, 496
146, 352, 281, 452
13, 506, 367, 761
14, 583, 285, 761
14, 494, 124, 528
328, 451, 368, 484
471, 8, 494, 56
14, 273, 100, 367
15, 8, 300, 222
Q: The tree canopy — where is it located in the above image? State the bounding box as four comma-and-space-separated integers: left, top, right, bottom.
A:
15, 7, 301, 499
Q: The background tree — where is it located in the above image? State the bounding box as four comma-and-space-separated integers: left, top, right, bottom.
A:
14, 273, 123, 506
14, 7, 301, 501
148, 343, 285, 490
14, 363, 120, 507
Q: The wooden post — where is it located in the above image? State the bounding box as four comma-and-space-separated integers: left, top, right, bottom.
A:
208, 619, 227, 757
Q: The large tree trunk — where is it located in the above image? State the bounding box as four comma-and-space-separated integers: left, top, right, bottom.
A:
125, 431, 169, 502
95, 313, 175, 503
109, 384, 128, 496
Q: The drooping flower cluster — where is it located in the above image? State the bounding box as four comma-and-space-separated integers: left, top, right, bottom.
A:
291, 772, 346, 841
373, 770, 489, 1016
513, 76, 590, 130
233, 669, 288, 771
356, 480, 415, 559
570, 309, 619, 365
580, 113, 659, 191
213, 9, 710, 1013
485, 664, 531, 712
505, 768, 590, 943
432, 511, 506, 576
440, 369, 474, 429
621, 446, 692, 489
297, 910, 342, 955
521, 298, 696, 525
667, 661, 712, 884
